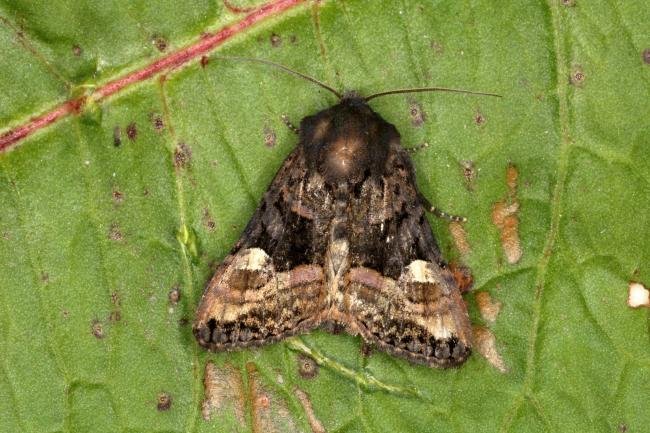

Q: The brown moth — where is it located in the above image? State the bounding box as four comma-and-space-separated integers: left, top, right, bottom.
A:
194, 59, 499, 368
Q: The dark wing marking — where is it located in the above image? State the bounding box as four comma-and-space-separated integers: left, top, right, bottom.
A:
342, 262, 471, 367
343, 143, 471, 367
347, 142, 443, 278
194, 148, 330, 350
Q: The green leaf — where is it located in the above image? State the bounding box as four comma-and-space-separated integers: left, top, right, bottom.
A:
1, 1, 648, 432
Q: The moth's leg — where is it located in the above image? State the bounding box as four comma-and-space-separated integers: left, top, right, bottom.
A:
418, 193, 467, 222
281, 114, 300, 135
403, 142, 429, 154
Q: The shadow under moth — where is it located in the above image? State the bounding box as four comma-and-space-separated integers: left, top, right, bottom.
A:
194, 58, 499, 368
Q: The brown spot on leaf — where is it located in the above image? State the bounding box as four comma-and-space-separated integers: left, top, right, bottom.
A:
618, 423, 628, 433
246, 362, 299, 432
297, 354, 319, 379
294, 388, 326, 433
200, 55, 209, 68
202, 208, 216, 231
151, 113, 164, 132
289, 34, 297, 44
174, 143, 192, 169
91, 320, 105, 339
109, 310, 121, 322
108, 223, 123, 241
157, 392, 172, 411
201, 362, 245, 424
263, 126, 277, 148
474, 110, 486, 126
360, 341, 373, 357
152, 35, 168, 52
111, 291, 121, 306
408, 100, 426, 127
72, 44, 83, 56
449, 262, 473, 294
475, 291, 502, 323
168, 286, 181, 305
430, 40, 444, 56
40, 271, 49, 284
460, 160, 477, 191
628, 281, 649, 308
449, 221, 471, 255
112, 190, 124, 204
570, 66, 586, 87
643, 48, 650, 65
270, 33, 282, 47
126, 122, 138, 141
113, 126, 122, 147
491, 163, 522, 264
473, 326, 507, 373
561, 0, 576, 6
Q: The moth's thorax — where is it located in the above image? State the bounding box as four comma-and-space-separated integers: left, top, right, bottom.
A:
300, 96, 399, 185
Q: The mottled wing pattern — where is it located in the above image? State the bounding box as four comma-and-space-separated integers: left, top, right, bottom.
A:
193, 148, 329, 350
343, 144, 472, 367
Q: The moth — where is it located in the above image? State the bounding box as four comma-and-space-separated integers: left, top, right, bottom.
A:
194, 58, 499, 368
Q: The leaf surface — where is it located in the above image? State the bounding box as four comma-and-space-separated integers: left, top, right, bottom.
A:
0, 1, 648, 432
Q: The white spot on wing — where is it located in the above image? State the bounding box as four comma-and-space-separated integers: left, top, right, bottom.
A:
407, 260, 435, 283
240, 248, 270, 270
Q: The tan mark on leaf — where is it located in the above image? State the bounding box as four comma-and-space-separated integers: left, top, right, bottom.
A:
201, 362, 245, 425
473, 326, 507, 373
491, 163, 522, 264
294, 388, 326, 433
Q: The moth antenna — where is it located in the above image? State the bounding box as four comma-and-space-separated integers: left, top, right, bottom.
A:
213, 56, 342, 99
365, 87, 502, 101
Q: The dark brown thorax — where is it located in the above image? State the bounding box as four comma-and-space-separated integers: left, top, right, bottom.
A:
299, 93, 399, 185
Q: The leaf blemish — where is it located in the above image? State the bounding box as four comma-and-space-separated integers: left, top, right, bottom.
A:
473, 326, 507, 373
475, 291, 502, 323
449, 221, 471, 256
474, 109, 486, 126
270, 32, 282, 47
449, 262, 474, 293
112, 189, 124, 204
108, 223, 123, 241
91, 320, 105, 339
174, 143, 192, 169
156, 392, 172, 411
570, 65, 586, 87
200, 55, 209, 68
202, 208, 216, 231
169, 286, 181, 305
297, 354, 319, 379
643, 48, 650, 65
460, 159, 477, 191
408, 100, 426, 127
126, 122, 138, 141
150, 113, 164, 132
113, 126, 122, 147
627, 281, 649, 308
430, 40, 444, 56
491, 163, 522, 264
72, 44, 82, 56
246, 362, 300, 432
294, 388, 326, 433
562, 0, 576, 6
263, 126, 277, 147
152, 34, 168, 52
201, 361, 245, 423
